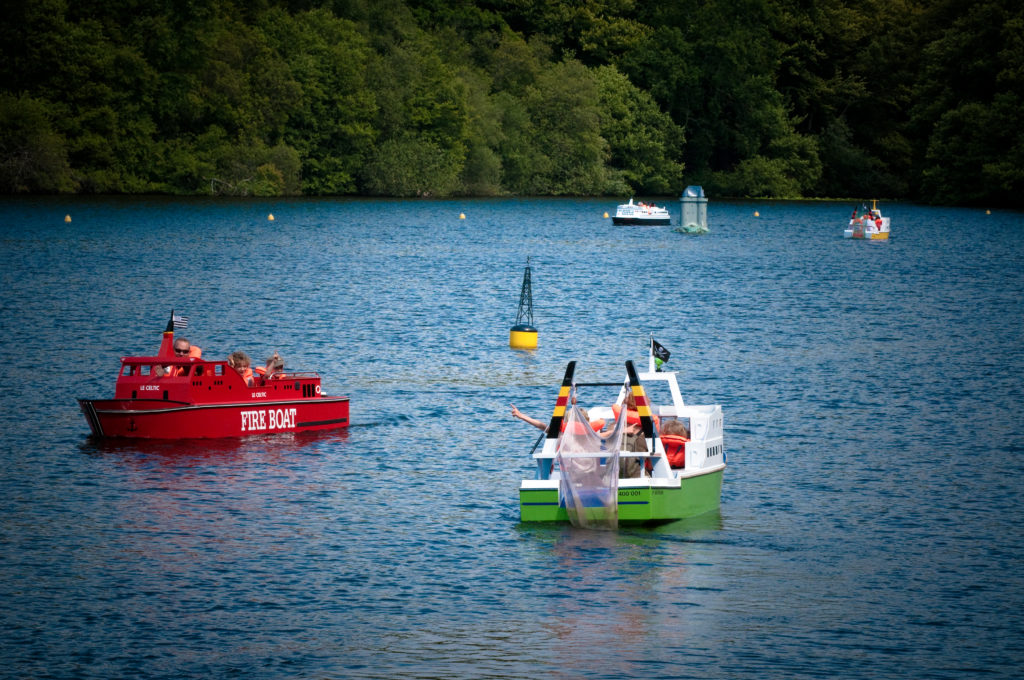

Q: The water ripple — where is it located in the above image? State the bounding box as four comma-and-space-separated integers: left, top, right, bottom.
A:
0, 197, 1022, 678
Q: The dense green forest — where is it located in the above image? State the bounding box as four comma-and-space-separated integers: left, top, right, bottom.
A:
1, 0, 1021, 205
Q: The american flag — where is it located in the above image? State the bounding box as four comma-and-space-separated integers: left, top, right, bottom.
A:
173, 314, 189, 330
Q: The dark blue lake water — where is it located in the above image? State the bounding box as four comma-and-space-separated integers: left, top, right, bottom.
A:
1, 196, 1022, 679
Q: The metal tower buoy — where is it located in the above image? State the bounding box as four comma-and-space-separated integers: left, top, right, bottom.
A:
509, 258, 538, 349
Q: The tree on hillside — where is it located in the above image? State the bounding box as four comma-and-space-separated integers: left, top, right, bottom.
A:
0, 0, 1020, 203
910, 0, 1024, 205
593, 65, 684, 195
260, 8, 377, 195
362, 34, 470, 196
511, 60, 613, 195
0, 95, 76, 193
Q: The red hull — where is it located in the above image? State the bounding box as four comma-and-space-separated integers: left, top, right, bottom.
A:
79, 396, 349, 439
79, 353, 350, 439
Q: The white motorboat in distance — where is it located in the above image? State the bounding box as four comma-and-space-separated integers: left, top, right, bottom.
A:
612, 198, 671, 226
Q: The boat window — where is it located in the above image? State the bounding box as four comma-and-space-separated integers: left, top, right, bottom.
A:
214, 365, 224, 376
121, 365, 134, 376
659, 416, 691, 437
139, 365, 152, 376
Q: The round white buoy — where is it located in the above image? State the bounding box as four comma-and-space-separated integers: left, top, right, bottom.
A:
65, 214, 71, 223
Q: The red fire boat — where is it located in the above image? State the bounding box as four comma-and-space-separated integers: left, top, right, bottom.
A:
78, 315, 350, 439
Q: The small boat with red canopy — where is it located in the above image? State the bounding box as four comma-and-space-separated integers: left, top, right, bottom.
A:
78, 313, 350, 439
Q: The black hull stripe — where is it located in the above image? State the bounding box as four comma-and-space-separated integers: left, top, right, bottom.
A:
612, 219, 671, 225
296, 417, 349, 428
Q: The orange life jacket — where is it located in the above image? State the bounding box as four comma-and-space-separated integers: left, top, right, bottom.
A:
160, 345, 202, 377
661, 434, 689, 468
159, 362, 188, 378
612, 404, 659, 432
233, 366, 254, 386
612, 404, 641, 426
560, 419, 605, 434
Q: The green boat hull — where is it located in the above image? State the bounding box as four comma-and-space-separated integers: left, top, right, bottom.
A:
519, 467, 724, 526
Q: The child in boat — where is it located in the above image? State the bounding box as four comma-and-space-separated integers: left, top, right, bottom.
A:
254, 352, 285, 383
660, 419, 690, 468
228, 351, 255, 387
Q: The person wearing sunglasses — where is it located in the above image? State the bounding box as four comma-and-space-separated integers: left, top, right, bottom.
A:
156, 337, 202, 377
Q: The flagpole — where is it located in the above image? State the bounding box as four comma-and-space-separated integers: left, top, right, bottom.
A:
158, 310, 176, 357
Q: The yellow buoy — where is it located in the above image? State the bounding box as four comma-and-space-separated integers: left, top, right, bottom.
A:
603, 212, 609, 218
986, 209, 991, 215
268, 214, 275, 221
64, 214, 71, 223
510, 326, 538, 350
754, 211, 760, 217
459, 213, 466, 219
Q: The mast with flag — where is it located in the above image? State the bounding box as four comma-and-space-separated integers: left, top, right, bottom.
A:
649, 336, 671, 372
157, 310, 190, 357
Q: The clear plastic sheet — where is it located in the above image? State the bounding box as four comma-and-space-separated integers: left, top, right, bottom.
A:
556, 400, 628, 529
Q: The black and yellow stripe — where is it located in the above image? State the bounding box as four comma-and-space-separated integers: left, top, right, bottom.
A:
625, 360, 656, 440
545, 361, 576, 438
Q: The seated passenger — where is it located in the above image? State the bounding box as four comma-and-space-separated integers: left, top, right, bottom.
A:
156, 336, 201, 377
613, 394, 660, 478
611, 393, 661, 433
660, 419, 691, 468
254, 352, 285, 383
620, 424, 646, 479
228, 351, 255, 387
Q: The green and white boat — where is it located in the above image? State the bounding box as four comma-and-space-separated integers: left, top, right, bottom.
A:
519, 354, 725, 527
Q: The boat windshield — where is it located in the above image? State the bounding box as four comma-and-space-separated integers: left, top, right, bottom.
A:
556, 403, 628, 529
